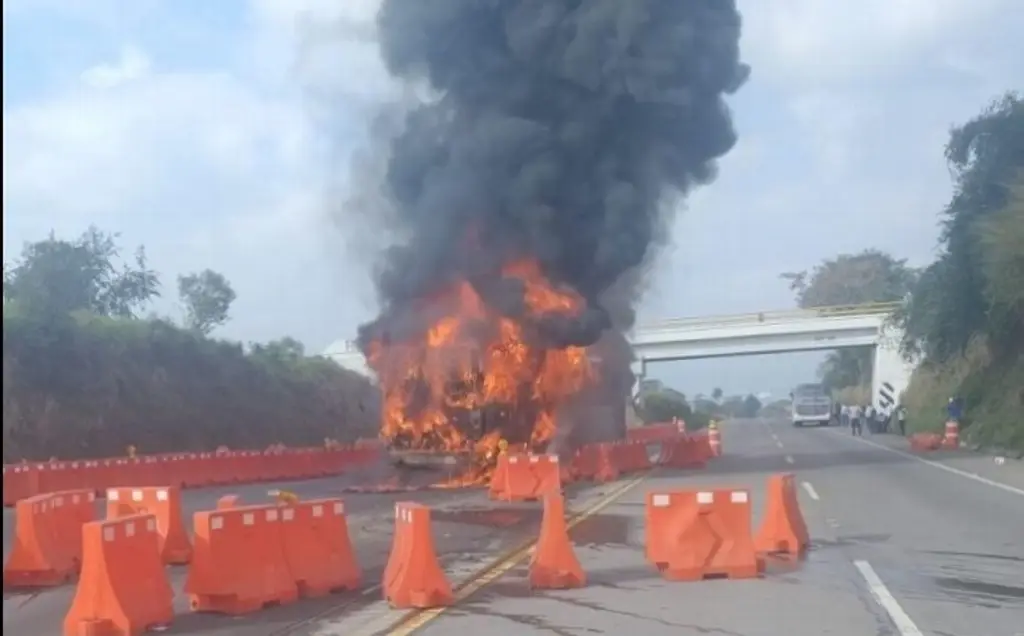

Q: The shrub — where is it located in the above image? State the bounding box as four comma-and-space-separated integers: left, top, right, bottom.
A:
2, 308, 380, 462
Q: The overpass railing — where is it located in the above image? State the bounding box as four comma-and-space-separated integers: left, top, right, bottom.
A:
325, 303, 903, 351
636, 302, 902, 333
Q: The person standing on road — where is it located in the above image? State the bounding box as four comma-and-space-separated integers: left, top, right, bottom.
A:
947, 396, 963, 423
851, 404, 863, 436
897, 404, 907, 436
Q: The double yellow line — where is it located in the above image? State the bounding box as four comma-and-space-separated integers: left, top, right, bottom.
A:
385, 471, 652, 635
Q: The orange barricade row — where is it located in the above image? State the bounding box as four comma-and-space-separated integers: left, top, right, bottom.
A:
611, 441, 651, 473
625, 423, 682, 444
645, 488, 760, 581
185, 504, 298, 615
570, 444, 619, 483
3, 489, 96, 589
106, 486, 193, 565
660, 436, 709, 469
279, 499, 362, 598
754, 474, 809, 556
383, 502, 453, 609
3, 445, 385, 506
64, 513, 173, 636
489, 453, 562, 502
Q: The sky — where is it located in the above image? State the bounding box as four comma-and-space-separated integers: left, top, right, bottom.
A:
3, 0, 1023, 399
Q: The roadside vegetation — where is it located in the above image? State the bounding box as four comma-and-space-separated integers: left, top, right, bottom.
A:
635, 382, 764, 430
2, 228, 380, 462
782, 93, 1023, 453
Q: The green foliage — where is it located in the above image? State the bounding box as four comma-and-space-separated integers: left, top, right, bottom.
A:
4, 227, 160, 319
901, 93, 1024, 361
178, 269, 237, 335
898, 94, 1022, 451
2, 228, 380, 461
781, 249, 917, 392
817, 347, 873, 393
902, 338, 1022, 453
781, 249, 918, 309
977, 174, 1024, 332
636, 389, 710, 430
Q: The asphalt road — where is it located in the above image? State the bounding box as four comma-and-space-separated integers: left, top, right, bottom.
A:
2, 461, 617, 636
5, 423, 1023, 635
404, 418, 1024, 636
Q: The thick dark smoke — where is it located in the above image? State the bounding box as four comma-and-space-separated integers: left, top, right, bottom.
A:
357, 0, 749, 352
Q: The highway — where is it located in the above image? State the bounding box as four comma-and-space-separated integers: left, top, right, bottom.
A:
4, 421, 1023, 635
402, 419, 1024, 636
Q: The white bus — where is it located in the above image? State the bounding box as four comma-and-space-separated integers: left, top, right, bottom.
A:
791, 383, 834, 427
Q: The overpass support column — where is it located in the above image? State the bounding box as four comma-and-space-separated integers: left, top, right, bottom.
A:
872, 324, 916, 413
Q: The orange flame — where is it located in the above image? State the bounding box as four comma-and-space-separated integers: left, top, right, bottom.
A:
367, 260, 596, 483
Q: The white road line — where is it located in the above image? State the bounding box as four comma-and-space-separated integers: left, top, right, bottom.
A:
801, 481, 820, 501
775, 440, 784, 449
785, 455, 795, 465
853, 560, 924, 636
827, 430, 1024, 497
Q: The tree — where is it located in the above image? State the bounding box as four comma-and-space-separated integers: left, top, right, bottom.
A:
711, 387, 724, 402
901, 93, 1024, 361
781, 249, 917, 309
178, 270, 237, 335
817, 348, 873, 392
740, 394, 762, 418
781, 249, 917, 391
4, 227, 160, 318
637, 390, 692, 424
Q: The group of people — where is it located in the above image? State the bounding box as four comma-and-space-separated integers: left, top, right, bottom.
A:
833, 402, 907, 436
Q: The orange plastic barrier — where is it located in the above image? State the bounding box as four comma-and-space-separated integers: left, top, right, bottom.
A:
529, 494, 585, 589
279, 499, 361, 597
185, 505, 298, 614
383, 502, 453, 609
4, 494, 76, 587
63, 513, 173, 636
626, 423, 680, 443
612, 441, 651, 473
942, 420, 960, 449
3, 464, 38, 506
660, 436, 708, 469
645, 488, 760, 581
106, 486, 192, 565
909, 432, 942, 451
754, 474, 809, 556
489, 453, 561, 502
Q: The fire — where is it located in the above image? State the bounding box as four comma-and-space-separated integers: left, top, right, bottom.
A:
367, 260, 596, 483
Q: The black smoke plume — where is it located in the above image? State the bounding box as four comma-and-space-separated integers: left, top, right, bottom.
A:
357, 0, 749, 353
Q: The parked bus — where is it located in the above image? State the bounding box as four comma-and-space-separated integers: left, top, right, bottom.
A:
790, 383, 834, 427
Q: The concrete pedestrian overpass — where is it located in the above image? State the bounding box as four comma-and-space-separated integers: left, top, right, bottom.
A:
323, 302, 915, 411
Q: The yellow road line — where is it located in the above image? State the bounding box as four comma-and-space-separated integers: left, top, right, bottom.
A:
386, 471, 653, 636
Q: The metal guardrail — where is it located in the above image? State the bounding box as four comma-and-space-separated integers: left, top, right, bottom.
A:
636, 302, 902, 332
326, 302, 903, 352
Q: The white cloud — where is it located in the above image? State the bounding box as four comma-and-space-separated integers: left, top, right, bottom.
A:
80, 45, 150, 88
740, 0, 1014, 86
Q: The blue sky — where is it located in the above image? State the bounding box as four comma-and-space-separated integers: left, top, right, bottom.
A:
4, 0, 1022, 398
